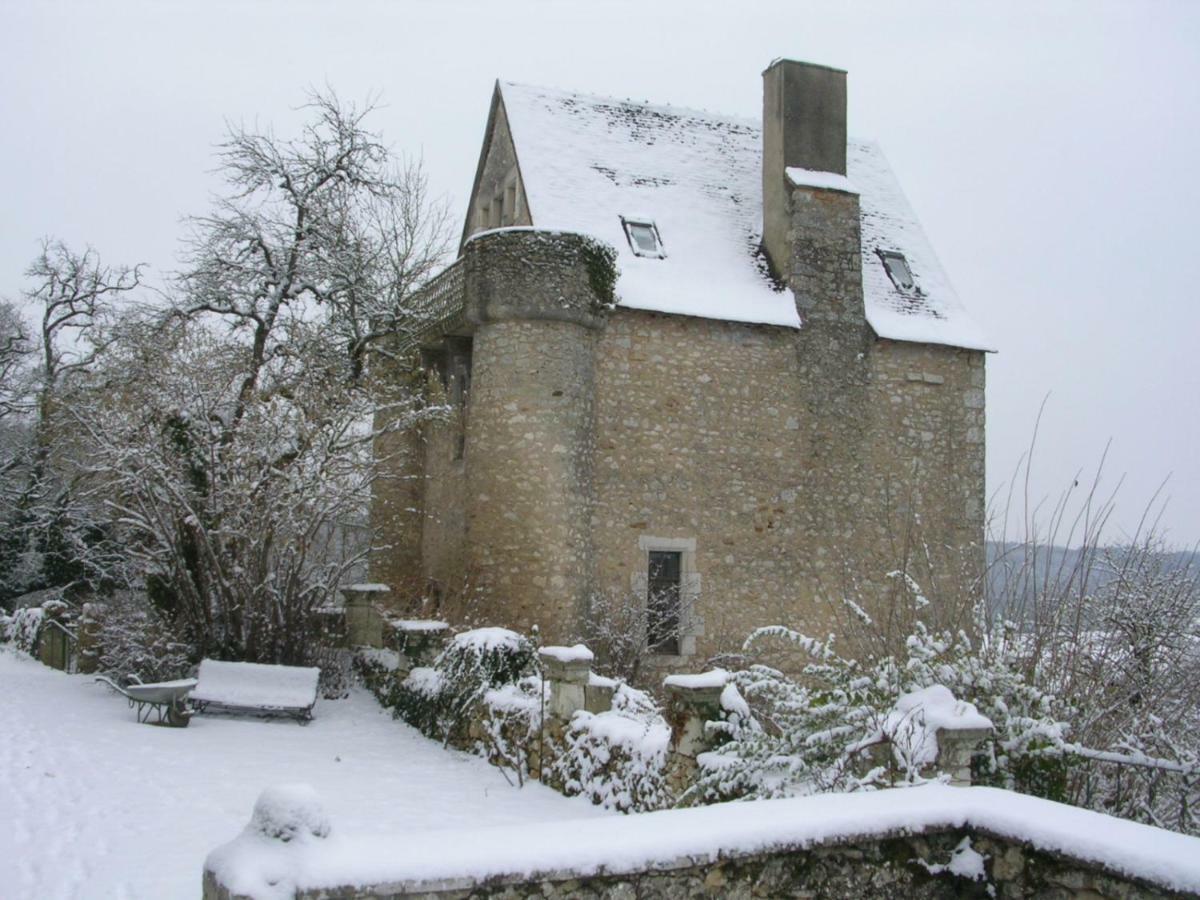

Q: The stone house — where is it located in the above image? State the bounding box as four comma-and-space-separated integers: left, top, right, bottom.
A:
370, 59, 992, 665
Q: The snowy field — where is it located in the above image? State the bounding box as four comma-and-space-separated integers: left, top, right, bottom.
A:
0, 649, 609, 900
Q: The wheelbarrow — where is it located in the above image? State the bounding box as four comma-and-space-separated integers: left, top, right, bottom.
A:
95, 674, 198, 727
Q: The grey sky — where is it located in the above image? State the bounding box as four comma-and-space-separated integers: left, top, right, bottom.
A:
2, 0, 1197, 546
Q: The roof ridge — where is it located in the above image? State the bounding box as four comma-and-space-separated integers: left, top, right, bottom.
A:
498, 82, 884, 147
498, 80, 761, 131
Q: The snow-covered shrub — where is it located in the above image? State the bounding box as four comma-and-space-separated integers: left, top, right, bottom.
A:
392, 665, 446, 736
1, 604, 46, 653
392, 627, 537, 744
479, 676, 545, 785
88, 592, 192, 682
687, 605, 1066, 805
352, 646, 405, 706
550, 682, 672, 812
687, 630, 890, 803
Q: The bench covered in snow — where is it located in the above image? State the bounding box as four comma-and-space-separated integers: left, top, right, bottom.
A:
190, 660, 321, 723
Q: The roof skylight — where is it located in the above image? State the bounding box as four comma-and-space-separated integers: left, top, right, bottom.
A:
621, 217, 665, 259
878, 250, 916, 293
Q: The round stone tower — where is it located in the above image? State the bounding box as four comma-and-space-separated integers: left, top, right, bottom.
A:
459, 229, 613, 642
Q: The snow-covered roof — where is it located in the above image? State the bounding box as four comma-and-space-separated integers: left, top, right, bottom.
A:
497, 82, 992, 351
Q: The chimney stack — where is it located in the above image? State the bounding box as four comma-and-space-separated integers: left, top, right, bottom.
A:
761, 59, 848, 278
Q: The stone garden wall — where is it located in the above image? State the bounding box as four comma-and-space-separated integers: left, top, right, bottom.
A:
203, 784, 1199, 900
341, 591, 989, 809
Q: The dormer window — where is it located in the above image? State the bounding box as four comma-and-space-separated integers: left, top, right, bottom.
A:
878, 250, 916, 293
621, 217, 665, 259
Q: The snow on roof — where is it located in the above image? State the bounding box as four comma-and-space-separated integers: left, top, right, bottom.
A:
853, 141, 994, 351
499, 82, 796, 330
497, 82, 992, 351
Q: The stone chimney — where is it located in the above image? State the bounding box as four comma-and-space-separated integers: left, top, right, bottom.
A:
761, 59, 849, 282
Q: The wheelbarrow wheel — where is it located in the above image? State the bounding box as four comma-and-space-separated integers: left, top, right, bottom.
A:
166, 699, 192, 728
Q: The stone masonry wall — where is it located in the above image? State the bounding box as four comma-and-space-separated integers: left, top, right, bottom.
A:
205, 827, 1185, 900
420, 397, 470, 601
590, 309, 815, 661
589, 302, 984, 665
371, 219, 985, 658
463, 318, 596, 642
368, 364, 429, 604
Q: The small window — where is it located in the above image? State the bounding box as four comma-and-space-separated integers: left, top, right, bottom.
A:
647, 550, 681, 654
621, 217, 666, 259
878, 250, 916, 293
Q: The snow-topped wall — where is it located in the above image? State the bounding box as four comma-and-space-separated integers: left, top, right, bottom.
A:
203, 784, 1200, 900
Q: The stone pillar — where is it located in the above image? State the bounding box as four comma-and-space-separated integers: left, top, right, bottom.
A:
76, 602, 102, 675
584, 673, 616, 714
664, 670, 728, 759
341, 584, 390, 649
935, 723, 993, 787
663, 670, 729, 800
538, 645, 593, 721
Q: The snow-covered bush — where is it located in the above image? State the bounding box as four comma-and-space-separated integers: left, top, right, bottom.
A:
393, 627, 536, 744
479, 676, 545, 785
550, 682, 672, 812
987, 449, 1200, 833
1, 604, 46, 653
687, 605, 1066, 805
580, 586, 697, 686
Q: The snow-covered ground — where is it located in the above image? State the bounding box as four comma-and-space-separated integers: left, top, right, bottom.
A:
0, 649, 609, 900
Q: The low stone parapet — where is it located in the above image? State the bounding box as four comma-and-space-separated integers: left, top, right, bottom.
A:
203, 784, 1200, 899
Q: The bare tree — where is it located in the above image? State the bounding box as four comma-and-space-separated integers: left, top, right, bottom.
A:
0, 243, 142, 603
67, 90, 451, 663
0, 299, 30, 425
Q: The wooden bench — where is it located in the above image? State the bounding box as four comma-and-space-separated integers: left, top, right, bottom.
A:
190, 659, 321, 723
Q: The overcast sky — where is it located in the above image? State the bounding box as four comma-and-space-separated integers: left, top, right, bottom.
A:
2, 0, 1198, 547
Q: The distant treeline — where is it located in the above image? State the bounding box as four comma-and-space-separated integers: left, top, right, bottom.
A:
985, 541, 1197, 616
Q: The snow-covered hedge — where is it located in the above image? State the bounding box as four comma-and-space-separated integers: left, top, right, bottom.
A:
354, 625, 677, 810
384, 627, 537, 746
